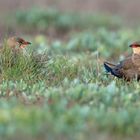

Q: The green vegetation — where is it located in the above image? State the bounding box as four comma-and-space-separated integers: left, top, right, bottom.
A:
15, 8, 122, 32
1, 8, 140, 140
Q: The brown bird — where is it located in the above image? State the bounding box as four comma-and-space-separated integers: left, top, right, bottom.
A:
0, 36, 31, 68
5, 36, 31, 50
104, 42, 140, 81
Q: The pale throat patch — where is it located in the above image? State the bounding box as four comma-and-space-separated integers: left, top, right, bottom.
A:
133, 47, 140, 54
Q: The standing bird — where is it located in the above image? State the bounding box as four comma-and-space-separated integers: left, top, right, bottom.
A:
104, 42, 140, 81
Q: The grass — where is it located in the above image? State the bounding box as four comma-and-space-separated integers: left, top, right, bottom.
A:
0, 43, 47, 83
1, 77, 140, 140
1, 10, 140, 140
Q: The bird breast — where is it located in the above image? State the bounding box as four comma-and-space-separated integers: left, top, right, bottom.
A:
132, 54, 140, 67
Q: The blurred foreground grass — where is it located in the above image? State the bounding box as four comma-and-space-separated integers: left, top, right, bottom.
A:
1, 8, 140, 140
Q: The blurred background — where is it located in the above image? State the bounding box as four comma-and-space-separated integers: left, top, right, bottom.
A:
1, 1, 140, 140
0, 0, 140, 39
0, 0, 140, 17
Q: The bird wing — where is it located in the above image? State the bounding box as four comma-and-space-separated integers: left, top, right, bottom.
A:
114, 57, 140, 80
104, 56, 137, 80
104, 61, 123, 78
104, 61, 116, 72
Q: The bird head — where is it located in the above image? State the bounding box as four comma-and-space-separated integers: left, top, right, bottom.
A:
6, 36, 31, 49
129, 42, 140, 54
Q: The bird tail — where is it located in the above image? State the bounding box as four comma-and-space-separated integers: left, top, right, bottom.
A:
104, 61, 116, 73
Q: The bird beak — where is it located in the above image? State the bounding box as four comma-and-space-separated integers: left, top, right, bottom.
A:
129, 44, 138, 48
23, 41, 31, 45
19, 41, 31, 49
129, 43, 140, 48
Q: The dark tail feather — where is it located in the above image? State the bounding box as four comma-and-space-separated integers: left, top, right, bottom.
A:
104, 61, 116, 67
104, 61, 116, 72
104, 61, 122, 78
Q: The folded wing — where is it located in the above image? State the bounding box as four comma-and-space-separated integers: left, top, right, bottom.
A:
104, 57, 139, 80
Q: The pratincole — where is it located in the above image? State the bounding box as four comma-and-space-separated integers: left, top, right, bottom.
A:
104, 42, 140, 81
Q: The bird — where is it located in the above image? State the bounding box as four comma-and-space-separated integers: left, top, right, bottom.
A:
5, 36, 31, 50
0, 36, 31, 69
0, 36, 31, 58
104, 41, 140, 81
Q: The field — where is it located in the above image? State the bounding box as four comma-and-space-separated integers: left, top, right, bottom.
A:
1, 6, 140, 140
